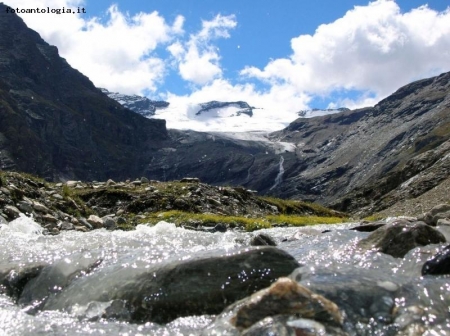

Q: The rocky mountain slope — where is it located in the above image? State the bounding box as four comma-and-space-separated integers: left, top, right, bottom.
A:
0, 3, 167, 181
268, 72, 450, 215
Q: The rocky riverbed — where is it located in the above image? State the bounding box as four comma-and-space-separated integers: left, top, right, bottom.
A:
1, 172, 450, 335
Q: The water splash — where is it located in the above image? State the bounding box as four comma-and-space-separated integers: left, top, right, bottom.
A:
5, 214, 43, 236
270, 155, 285, 190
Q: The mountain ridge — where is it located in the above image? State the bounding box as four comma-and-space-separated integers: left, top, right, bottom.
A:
0, 3, 167, 181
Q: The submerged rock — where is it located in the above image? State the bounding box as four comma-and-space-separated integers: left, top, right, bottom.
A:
0, 263, 46, 299
250, 233, 277, 246
230, 277, 343, 330
357, 220, 446, 258
350, 220, 386, 232
43, 247, 300, 324
421, 245, 450, 275
204, 277, 345, 335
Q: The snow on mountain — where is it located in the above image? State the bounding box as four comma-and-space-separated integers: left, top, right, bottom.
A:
297, 108, 350, 118
101, 89, 347, 133
100, 88, 169, 117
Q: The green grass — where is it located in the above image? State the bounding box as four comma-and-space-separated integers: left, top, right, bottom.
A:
135, 210, 348, 232
258, 196, 344, 217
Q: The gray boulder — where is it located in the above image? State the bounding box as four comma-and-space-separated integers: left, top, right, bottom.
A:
44, 247, 300, 323
419, 204, 450, 226
357, 220, 446, 258
3, 205, 21, 219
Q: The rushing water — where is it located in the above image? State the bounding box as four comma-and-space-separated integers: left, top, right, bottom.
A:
0, 215, 449, 335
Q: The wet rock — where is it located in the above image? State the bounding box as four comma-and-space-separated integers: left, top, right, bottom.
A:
229, 277, 343, 330
140, 177, 149, 184
59, 221, 75, 231
16, 200, 33, 214
87, 215, 104, 229
350, 220, 386, 232
421, 245, 450, 275
291, 267, 398, 328
103, 217, 116, 230
3, 205, 21, 219
19, 255, 103, 310
44, 247, 300, 324
0, 263, 46, 299
214, 223, 227, 233
357, 221, 446, 258
250, 233, 277, 246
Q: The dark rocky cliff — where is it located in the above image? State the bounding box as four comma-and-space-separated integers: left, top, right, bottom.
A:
0, 3, 167, 181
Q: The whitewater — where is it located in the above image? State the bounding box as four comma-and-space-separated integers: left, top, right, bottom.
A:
1, 215, 449, 335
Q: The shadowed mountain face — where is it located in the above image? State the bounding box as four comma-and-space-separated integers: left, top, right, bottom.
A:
0, 3, 168, 181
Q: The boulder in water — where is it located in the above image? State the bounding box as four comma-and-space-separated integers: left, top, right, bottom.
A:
44, 246, 300, 324
250, 233, 277, 246
357, 220, 446, 258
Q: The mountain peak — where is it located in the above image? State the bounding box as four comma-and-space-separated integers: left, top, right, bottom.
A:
100, 88, 169, 117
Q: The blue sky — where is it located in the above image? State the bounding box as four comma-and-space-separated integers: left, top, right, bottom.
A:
6, 0, 450, 131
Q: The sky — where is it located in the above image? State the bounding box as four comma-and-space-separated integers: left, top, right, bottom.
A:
4, 0, 450, 131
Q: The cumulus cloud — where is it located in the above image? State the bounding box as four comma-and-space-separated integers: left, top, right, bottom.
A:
241, 0, 450, 107
167, 14, 237, 85
7, 0, 184, 94
6, 0, 450, 131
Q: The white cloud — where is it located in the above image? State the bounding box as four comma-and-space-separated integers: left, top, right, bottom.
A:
241, 0, 450, 105
7, 0, 184, 94
6, 0, 450, 132
168, 14, 237, 85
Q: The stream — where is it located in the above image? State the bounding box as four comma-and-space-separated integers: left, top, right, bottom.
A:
0, 215, 449, 335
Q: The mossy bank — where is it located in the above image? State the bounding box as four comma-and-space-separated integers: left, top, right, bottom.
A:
0, 171, 347, 233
